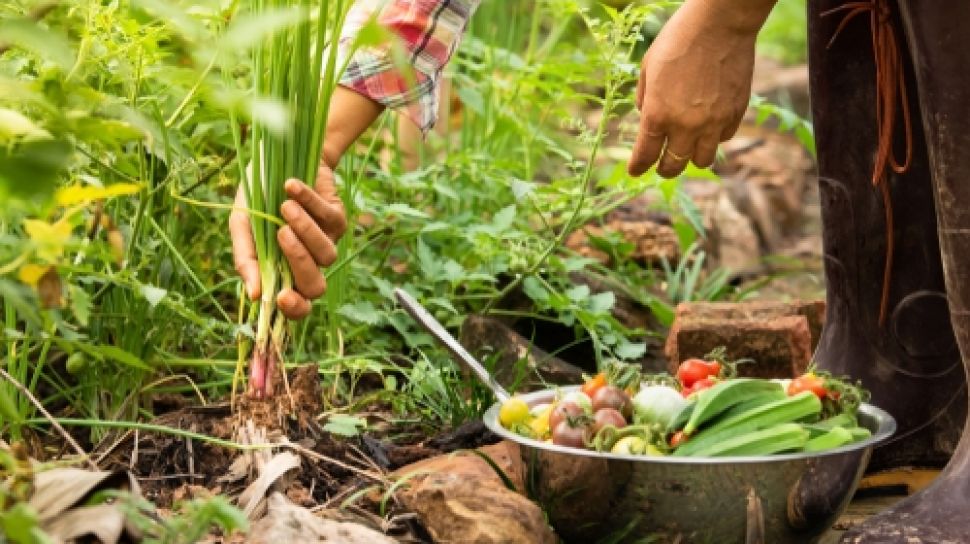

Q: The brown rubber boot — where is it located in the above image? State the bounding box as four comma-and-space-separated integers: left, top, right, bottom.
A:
842, 1, 970, 541
808, 0, 966, 473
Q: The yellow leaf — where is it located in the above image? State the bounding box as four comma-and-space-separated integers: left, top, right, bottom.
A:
18, 264, 50, 286
55, 183, 142, 206
23, 218, 73, 263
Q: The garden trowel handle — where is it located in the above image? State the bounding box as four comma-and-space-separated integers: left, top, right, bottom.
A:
394, 288, 512, 403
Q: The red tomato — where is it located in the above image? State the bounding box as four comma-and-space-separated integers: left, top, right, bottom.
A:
581, 373, 607, 398
670, 431, 688, 448
788, 373, 829, 399
681, 377, 717, 398
677, 359, 720, 388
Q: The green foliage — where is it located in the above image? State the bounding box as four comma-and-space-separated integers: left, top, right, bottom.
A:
119, 491, 248, 544
0, 0, 815, 456
758, 0, 808, 65
750, 94, 816, 156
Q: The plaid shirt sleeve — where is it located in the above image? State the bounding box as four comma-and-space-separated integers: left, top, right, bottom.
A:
338, 0, 480, 133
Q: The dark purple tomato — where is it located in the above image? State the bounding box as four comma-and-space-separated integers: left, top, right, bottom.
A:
552, 420, 589, 448
592, 386, 633, 419
591, 408, 627, 436
549, 401, 585, 431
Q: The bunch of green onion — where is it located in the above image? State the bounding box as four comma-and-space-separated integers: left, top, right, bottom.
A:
237, 0, 346, 399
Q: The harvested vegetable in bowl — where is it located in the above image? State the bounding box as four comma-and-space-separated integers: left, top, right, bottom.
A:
497, 357, 873, 458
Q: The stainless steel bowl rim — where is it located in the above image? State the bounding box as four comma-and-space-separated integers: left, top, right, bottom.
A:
483, 386, 897, 464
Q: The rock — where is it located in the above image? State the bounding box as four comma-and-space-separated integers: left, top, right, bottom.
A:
665, 301, 826, 378
681, 180, 763, 275
751, 59, 811, 118
400, 473, 556, 544
720, 126, 815, 250
392, 441, 527, 494
564, 219, 679, 266
248, 493, 396, 544
461, 314, 584, 389
713, 186, 763, 275
392, 442, 555, 544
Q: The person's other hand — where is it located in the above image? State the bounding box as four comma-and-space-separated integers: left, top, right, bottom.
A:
230, 163, 347, 319
628, 1, 764, 178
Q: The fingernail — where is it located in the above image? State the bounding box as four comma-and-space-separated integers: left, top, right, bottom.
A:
246, 280, 257, 299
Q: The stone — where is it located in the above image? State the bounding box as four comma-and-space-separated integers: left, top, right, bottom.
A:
713, 187, 763, 275
392, 442, 556, 544
461, 314, 584, 389
392, 441, 526, 494
665, 301, 826, 378
751, 59, 811, 118
400, 473, 556, 544
248, 493, 396, 544
680, 179, 764, 275
720, 126, 815, 249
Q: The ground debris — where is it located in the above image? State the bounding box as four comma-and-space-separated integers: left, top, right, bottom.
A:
29, 466, 145, 543
248, 493, 397, 544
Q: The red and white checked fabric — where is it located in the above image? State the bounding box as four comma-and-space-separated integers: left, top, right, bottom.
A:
338, 0, 479, 133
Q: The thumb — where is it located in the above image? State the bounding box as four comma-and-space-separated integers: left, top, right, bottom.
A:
230, 185, 261, 300
315, 162, 343, 208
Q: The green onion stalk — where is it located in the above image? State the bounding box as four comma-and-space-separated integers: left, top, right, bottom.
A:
241, 0, 346, 398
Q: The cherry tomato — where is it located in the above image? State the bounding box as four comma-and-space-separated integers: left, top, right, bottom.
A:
499, 397, 531, 427
581, 372, 608, 398
552, 420, 589, 448
677, 359, 721, 388
670, 431, 688, 448
590, 408, 627, 435
788, 373, 829, 400
592, 386, 633, 419
549, 401, 585, 431
681, 377, 717, 398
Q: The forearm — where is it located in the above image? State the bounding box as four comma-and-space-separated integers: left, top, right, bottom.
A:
695, 0, 778, 34
321, 85, 384, 168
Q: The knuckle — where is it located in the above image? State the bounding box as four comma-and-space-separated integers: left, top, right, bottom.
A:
643, 111, 665, 128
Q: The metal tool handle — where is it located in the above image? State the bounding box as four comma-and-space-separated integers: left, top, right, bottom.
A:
394, 288, 511, 403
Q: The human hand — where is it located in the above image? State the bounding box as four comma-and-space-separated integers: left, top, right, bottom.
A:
628, 0, 768, 178
230, 163, 347, 319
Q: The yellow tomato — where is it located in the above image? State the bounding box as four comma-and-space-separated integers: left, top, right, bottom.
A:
499, 397, 531, 428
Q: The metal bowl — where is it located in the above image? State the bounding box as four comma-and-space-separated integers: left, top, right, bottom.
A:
483, 387, 896, 544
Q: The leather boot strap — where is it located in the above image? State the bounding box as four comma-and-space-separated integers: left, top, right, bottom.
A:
823, 0, 914, 325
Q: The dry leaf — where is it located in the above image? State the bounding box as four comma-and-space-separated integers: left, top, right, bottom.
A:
248, 493, 396, 544
44, 504, 126, 544
238, 452, 301, 520
30, 468, 119, 522
37, 266, 63, 309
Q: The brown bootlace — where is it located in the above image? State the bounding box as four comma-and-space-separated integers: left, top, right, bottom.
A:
822, 0, 913, 326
